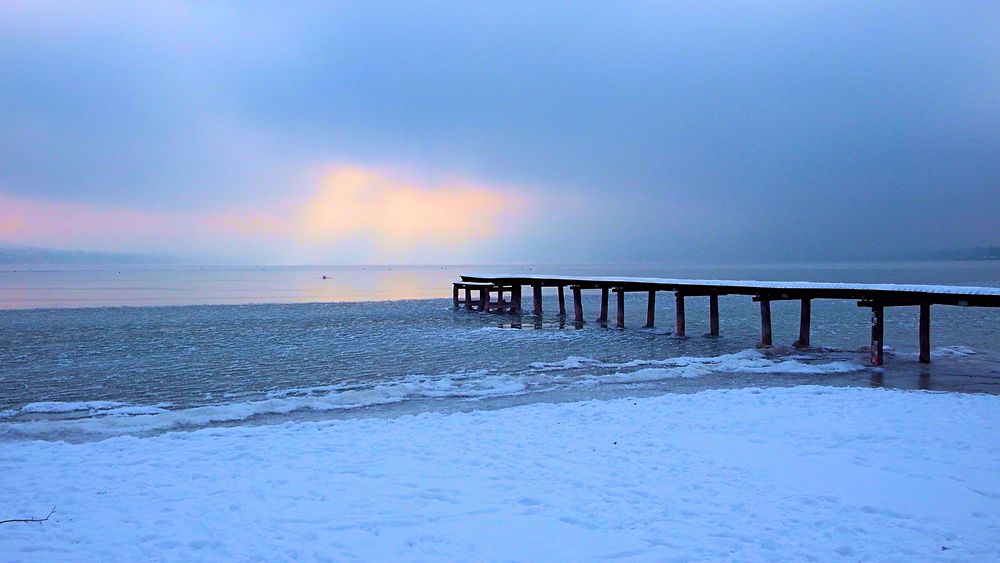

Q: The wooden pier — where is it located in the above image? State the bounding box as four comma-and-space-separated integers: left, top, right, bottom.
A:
454, 275, 1000, 367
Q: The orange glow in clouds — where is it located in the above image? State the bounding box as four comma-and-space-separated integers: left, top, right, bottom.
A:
0, 192, 171, 248
0, 166, 531, 260
299, 167, 516, 250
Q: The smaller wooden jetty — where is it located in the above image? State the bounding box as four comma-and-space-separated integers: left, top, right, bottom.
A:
453, 275, 1000, 366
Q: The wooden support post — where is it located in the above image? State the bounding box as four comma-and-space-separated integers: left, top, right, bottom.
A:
615, 289, 625, 328
794, 298, 811, 348
453, 284, 460, 309
497, 287, 505, 314
511, 285, 522, 314
533, 284, 543, 316
557, 286, 566, 316
598, 287, 609, 322
478, 288, 489, 311
759, 298, 772, 347
644, 290, 656, 328
919, 304, 930, 364
870, 304, 884, 366
709, 293, 719, 336
572, 286, 584, 323
464, 286, 473, 310
675, 293, 686, 337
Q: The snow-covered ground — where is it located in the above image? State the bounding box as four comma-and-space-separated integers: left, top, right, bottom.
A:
2, 386, 999, 561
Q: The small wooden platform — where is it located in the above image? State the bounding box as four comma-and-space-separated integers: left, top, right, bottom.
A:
453, 281, 524, 313
457, 274, 1000, 366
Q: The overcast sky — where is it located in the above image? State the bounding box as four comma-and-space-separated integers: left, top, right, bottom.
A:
1, 1, 998, 264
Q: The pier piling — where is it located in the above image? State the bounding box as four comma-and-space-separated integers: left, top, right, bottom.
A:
919, 304, 931, 363
645, 290, 656, 328
598, 288, 609, 323
558, 286, 566, 316
533, 284, 543, 316
616, 288, 625, 328
759, 298, 772, 347
511, 286, 522, 314
795, 298, 811, 348
709, 293, 719, 336
675, 294, 686, 337
572, 286, 584, 323
871, 305, 885, 366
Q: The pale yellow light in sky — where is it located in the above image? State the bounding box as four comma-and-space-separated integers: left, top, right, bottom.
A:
0, 166, 532, 261
299, 167, 515, 251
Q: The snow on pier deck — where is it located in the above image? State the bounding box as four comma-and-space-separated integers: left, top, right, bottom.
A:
461, 274, 1000, 305
455, 274, 1000, 367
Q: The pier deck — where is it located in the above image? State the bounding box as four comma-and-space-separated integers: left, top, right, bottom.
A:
457, 274, 1000, 366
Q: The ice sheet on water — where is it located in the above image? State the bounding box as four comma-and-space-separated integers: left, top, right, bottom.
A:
0, 350, 870, 440
932, 345, 977, 358
578, 350, 865, 384
476, 326, 577, 339
0, 370, 530, 439
527, 349, 866, 378
2, 400, 131, 416
528, 357, 612, 371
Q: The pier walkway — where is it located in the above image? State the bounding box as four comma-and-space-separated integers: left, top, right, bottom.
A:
454, 274, 1000, 366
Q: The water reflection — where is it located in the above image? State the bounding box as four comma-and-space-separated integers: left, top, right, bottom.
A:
918, 367, 932, 390
0, 265, 464, 309
298, 267, 455, 303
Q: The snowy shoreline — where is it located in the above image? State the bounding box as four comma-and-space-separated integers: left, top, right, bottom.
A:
0, 349, 872, 441
2, 385, 999, 561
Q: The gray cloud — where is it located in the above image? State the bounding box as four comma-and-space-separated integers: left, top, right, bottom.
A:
1, 1, 997, 262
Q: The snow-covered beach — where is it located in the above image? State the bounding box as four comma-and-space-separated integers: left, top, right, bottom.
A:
5, 0, 1000, 558
3, 385, 998, 561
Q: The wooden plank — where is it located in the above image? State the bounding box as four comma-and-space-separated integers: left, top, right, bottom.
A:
644, 290, 656, 328
759, 298, 772, 347
870, 304, 884, 366
675, 293, 686, 337
709, 293, 719, 336
558, 286, 566, 316
919, 304, 930, 364
533, 284, 543, 315
794, 298, 811, 348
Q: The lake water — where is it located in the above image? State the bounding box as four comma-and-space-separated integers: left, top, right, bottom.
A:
2, 262, 999, 442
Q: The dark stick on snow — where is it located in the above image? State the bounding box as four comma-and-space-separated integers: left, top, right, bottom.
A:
0, 506, 56, 525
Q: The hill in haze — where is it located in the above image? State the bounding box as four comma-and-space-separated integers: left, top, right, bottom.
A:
0, 243, 180, 265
